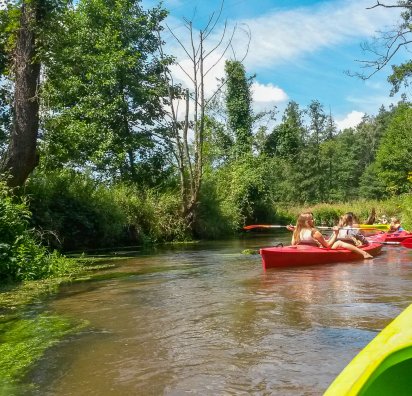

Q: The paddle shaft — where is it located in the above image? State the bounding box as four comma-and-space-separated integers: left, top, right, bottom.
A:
381, 239, 412, 248
243, 224, 389, 231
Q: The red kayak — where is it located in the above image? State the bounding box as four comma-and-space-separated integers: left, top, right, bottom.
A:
384, 231, 412, 243
260, 243, 383, 270
368, 231, 412, 243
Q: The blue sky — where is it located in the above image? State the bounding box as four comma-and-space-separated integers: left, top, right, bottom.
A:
143, 0, 408, 129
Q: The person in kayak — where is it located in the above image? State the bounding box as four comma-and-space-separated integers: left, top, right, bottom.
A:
336, 212, 369, 246
291, 212, 373, 259
389, 217, 404, 233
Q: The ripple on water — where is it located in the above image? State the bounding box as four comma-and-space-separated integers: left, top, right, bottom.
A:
21, 237, 412, 395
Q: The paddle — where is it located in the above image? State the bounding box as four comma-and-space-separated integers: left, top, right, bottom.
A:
382, 239, 412, 248
243, 224, 390, 231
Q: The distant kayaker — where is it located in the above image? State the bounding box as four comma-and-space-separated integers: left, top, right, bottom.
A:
389, 217, 404, 233
379, 214, 389, 224
291, 212, 373, 259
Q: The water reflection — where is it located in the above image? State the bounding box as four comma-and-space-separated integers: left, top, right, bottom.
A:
23, 235, 412, 395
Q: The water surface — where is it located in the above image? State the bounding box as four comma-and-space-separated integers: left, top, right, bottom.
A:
25, 234, 412, 395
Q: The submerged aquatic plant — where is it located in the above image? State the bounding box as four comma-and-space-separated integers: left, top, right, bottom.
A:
0, 314, 87, 391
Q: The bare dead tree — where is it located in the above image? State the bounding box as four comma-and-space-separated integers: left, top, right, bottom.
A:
157, 1, 250, 233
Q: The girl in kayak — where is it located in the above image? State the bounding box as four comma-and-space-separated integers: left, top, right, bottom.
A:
292, 212, 373, 259
336, 212, 369, 246
389, 217, 404, 233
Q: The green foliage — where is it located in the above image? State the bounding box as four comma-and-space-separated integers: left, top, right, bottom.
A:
224, 60, 253, 158
211, 155, 277, 230
26, 170, 127, 251
359, 163, 387, 199
398, 194, 412, 231
0, 181, 78, 282
113, 184, 190, 243
27, 170, 190, 249
389, 61, 412, 95
40, 0, 170, 182
374, 104, 412, 195
280, 199, 410, 228
195, 178, 234, 239
264, 101, 304, 158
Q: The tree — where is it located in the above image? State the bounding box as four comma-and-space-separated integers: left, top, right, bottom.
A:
0, 3, 12, 150
40, 0, 170, 185
265, 101, 304, 158
299, 100, 329, 202
224, 60, 253, 158
355, 1, 412, 95
374, 103, 412, 194
1, 0, 41, 186
0, 0, 70, 187
158, 2, 250, 232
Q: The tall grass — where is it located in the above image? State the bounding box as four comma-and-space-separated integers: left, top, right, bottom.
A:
26, 171, 191, 251
279, 197, 410, 228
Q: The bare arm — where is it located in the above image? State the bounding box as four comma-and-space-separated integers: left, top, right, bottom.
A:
313, 228, 338, 248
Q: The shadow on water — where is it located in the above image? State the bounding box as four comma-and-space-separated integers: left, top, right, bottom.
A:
3, 233, 412, 395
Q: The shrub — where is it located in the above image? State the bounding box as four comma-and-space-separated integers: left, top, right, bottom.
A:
26, 170, 127, 251
0, 182, 77, 282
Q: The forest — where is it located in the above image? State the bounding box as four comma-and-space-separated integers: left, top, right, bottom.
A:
1, 0, 412, 282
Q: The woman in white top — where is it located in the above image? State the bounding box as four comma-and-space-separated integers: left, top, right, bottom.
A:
291, 212, 373, 259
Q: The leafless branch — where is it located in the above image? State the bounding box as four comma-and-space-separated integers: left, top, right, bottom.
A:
166, 23, 194, 62
203, 0, 225, 40
367, 1, 412, 9
203, 20, 229, 61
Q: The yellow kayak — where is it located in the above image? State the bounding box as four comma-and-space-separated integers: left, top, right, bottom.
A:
358, 224, 390, 231
324, 304, 412, 395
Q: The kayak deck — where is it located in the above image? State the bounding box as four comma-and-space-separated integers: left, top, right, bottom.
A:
324, 304, 412, 396
260, 243, 382, 270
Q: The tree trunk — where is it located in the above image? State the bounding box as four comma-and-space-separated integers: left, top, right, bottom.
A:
1, 1, 40, 187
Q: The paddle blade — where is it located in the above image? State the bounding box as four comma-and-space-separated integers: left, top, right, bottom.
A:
401, 238, 412, 249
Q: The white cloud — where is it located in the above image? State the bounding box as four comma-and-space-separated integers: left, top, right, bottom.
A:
225, 0, 400, 71
162, 0, 401, 120
336, 110, 365, 130
346, 92, 404, 114
169, 52, 226, 98
252, 82, 288, 103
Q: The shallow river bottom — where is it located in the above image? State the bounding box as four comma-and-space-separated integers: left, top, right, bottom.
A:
19, 235, 412, 395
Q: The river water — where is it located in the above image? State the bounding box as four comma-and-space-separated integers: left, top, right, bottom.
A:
24, 234, 412, 395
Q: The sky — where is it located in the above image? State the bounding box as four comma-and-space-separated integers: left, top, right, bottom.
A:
142, 0, 409, 130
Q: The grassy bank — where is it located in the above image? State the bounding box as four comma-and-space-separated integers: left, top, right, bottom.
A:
279, 197, 412, 230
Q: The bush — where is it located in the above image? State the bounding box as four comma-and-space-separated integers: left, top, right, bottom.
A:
0, 182, 77, 282
113, 185, 190, 243
27, 170, 192, 249
26, 170, 127, 251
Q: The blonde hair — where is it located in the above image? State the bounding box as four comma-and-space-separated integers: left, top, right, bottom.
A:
292, 212, 314, 244
338, 213, 355, 228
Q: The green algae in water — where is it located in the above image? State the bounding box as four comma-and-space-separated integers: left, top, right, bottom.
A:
241, 249, 260, 255
0, 314, 88, 392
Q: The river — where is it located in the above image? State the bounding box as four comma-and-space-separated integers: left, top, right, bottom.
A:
21, 234, 412, 395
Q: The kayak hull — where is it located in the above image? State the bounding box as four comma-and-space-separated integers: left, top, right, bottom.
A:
384, 231, 412, 243
324, 303, 412, 396
368, 231, 412, 243
260, 243, 382, 270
